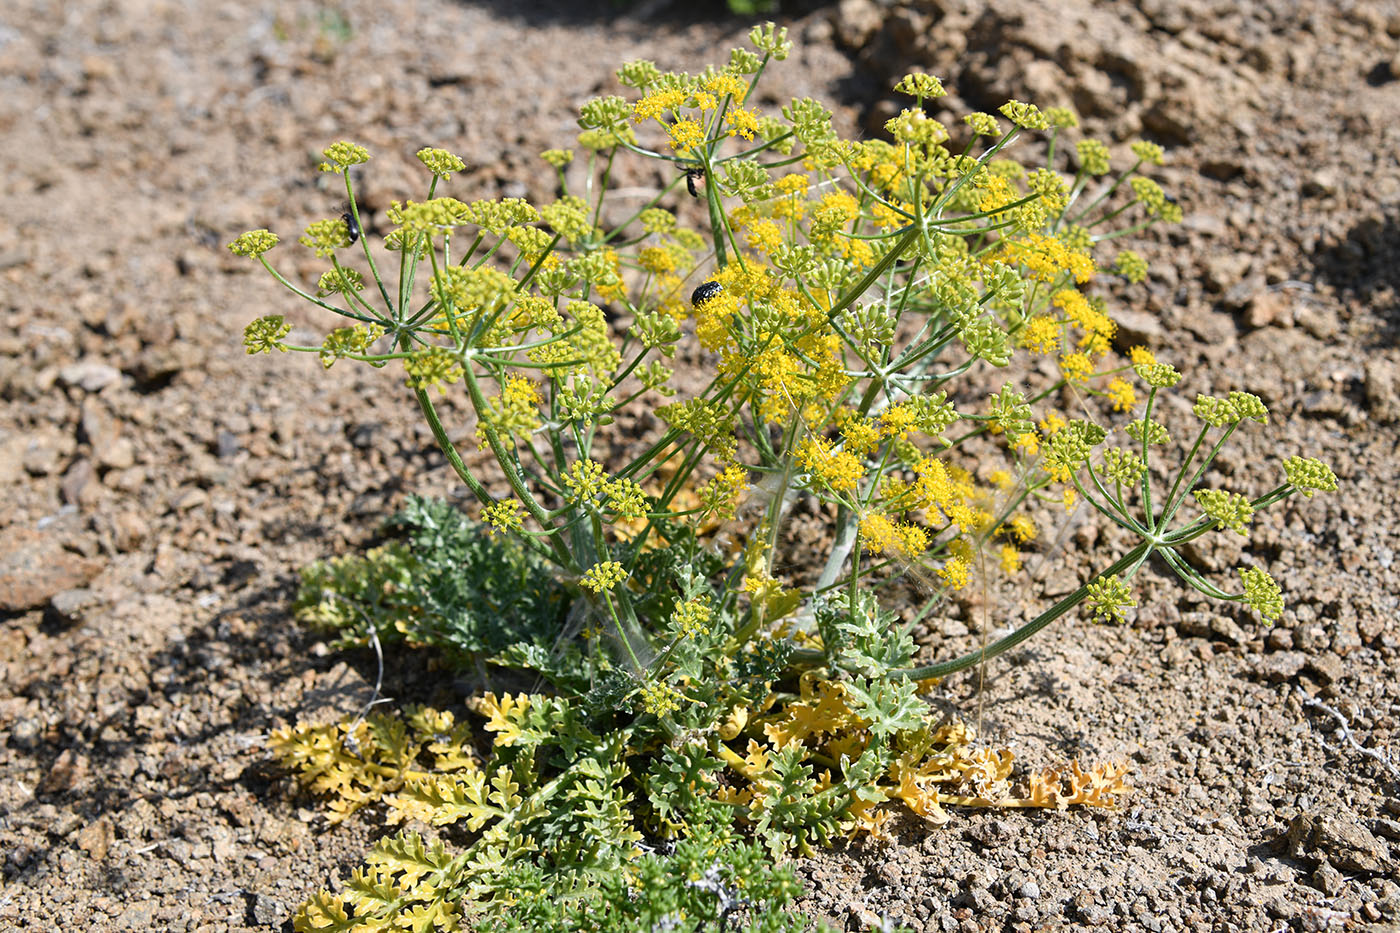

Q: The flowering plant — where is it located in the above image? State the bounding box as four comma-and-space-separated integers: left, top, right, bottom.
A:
234, 24, 1335, 931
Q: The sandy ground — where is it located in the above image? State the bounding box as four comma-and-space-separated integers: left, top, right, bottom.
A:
1, 0, 1398, 930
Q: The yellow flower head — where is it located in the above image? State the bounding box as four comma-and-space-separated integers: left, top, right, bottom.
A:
668, 119, 707, 154
582, 560, 628, 593
1059, 351, 1093, 385
726, 107, 761, 141
1106, 377, 1136, 412
632, 89, 688, 123
1021, 316, 1060, 355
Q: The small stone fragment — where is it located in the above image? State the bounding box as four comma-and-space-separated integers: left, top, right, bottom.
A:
0, 527, 104, 611
41, 748, 91, 794
75, 816, 113, 860
1245, 290, 1289, 329
1253, 650, 1306, 682
48, 587, 98, 625
1286, 811, 1391, 873
58, 360, 122, 392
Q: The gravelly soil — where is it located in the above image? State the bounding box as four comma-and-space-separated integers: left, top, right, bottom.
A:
1, 0, 1398, 930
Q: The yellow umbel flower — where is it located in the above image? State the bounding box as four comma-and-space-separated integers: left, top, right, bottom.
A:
704, 74, 749, 100
228, 229, 279, 257
668, 119, 706, 154
1006, 515, 1037, 543
638, 681, 683, 717
1106, 378, 1136, 412
638, 246, 676, 274
1021, 316, 1060, 354
632, 88, 687, 123
744, 220, 783, 257
1059, 352, 1092, 385
999, 544, 1022, 574
938, 554, 971, 589
726, 108, 760, 140
482, 500, 523, 535
670, 597, 713, 637
582, 560, 628, 593
797, 435, 862, 493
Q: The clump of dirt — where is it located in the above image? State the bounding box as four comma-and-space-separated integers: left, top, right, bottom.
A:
1, 0, 1397, 930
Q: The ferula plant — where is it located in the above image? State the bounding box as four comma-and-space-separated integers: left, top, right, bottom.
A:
232, 24, 1337, 932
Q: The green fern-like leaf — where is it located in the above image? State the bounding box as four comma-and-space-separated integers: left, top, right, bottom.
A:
293, 891, 362, 933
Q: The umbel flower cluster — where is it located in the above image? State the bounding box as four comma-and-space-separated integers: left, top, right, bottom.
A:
233, 24, 1336, 932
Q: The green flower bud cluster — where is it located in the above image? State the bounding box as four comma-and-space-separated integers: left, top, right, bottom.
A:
416, 147, 466, 178
783, 97, 835, 147
317, 267, 365, 297
1131, 140, 1165, 165
1193, 488, 1254, 535
748, 22, 791, 59
894, 73, 946, 100
1125, 417, 1171, 445
964, 112, 1002, 137
1114, 250, 1149, 284
616, 60, 661, 89
988, 385, 1032, 437
998, 100, 1050, 131
300, 217, 354, 257
579, 95, 630, 132
1282, 456, 1338, 497
1238, 566, 1283, 623
540, 196, 594, 244
727, 48, 762, 75
1129, 176, 1183, 222
1049, 420, 1107, 467
319, 140, 369, 171
1100, 447, 1146, 486
1136, 363, 1182, 389
228, 229, 279, 257
540, 148, 573, 168
1076, 139, 1111, 176
1086, 574, 1136, 623
320, 324, 384, 369
403, 346, 463, 392
959, 318, 1012, 367
243, 315, 291, 354
1193, 391, 1268, 427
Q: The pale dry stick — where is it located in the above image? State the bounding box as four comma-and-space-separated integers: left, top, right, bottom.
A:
309, 593, 393, 756
1295, 685, 1400, 786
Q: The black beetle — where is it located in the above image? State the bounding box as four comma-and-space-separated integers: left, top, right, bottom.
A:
691, 281, 723, 307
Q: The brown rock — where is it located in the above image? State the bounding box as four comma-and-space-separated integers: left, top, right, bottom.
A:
1245, 290, 1289, 329
1253, 650, 1306, 682
60, 457, 96, 506
58, 359, 122, 393
0, 526, 104, 611
1113, 309, 1168, 348
0, 433, 25, 485
833, 0, 884, 50
1285, 811, 1391, 873
1304, 652, 1344, 685
109, 510, 149, 552
97, 436, 136, 471
40, 747, 91, 794
75, 816, 113, 860
1203, 254, 1251, 293
21, 428, 74, 477
48, 587, 98, 625
1363, 358, 1400, 423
